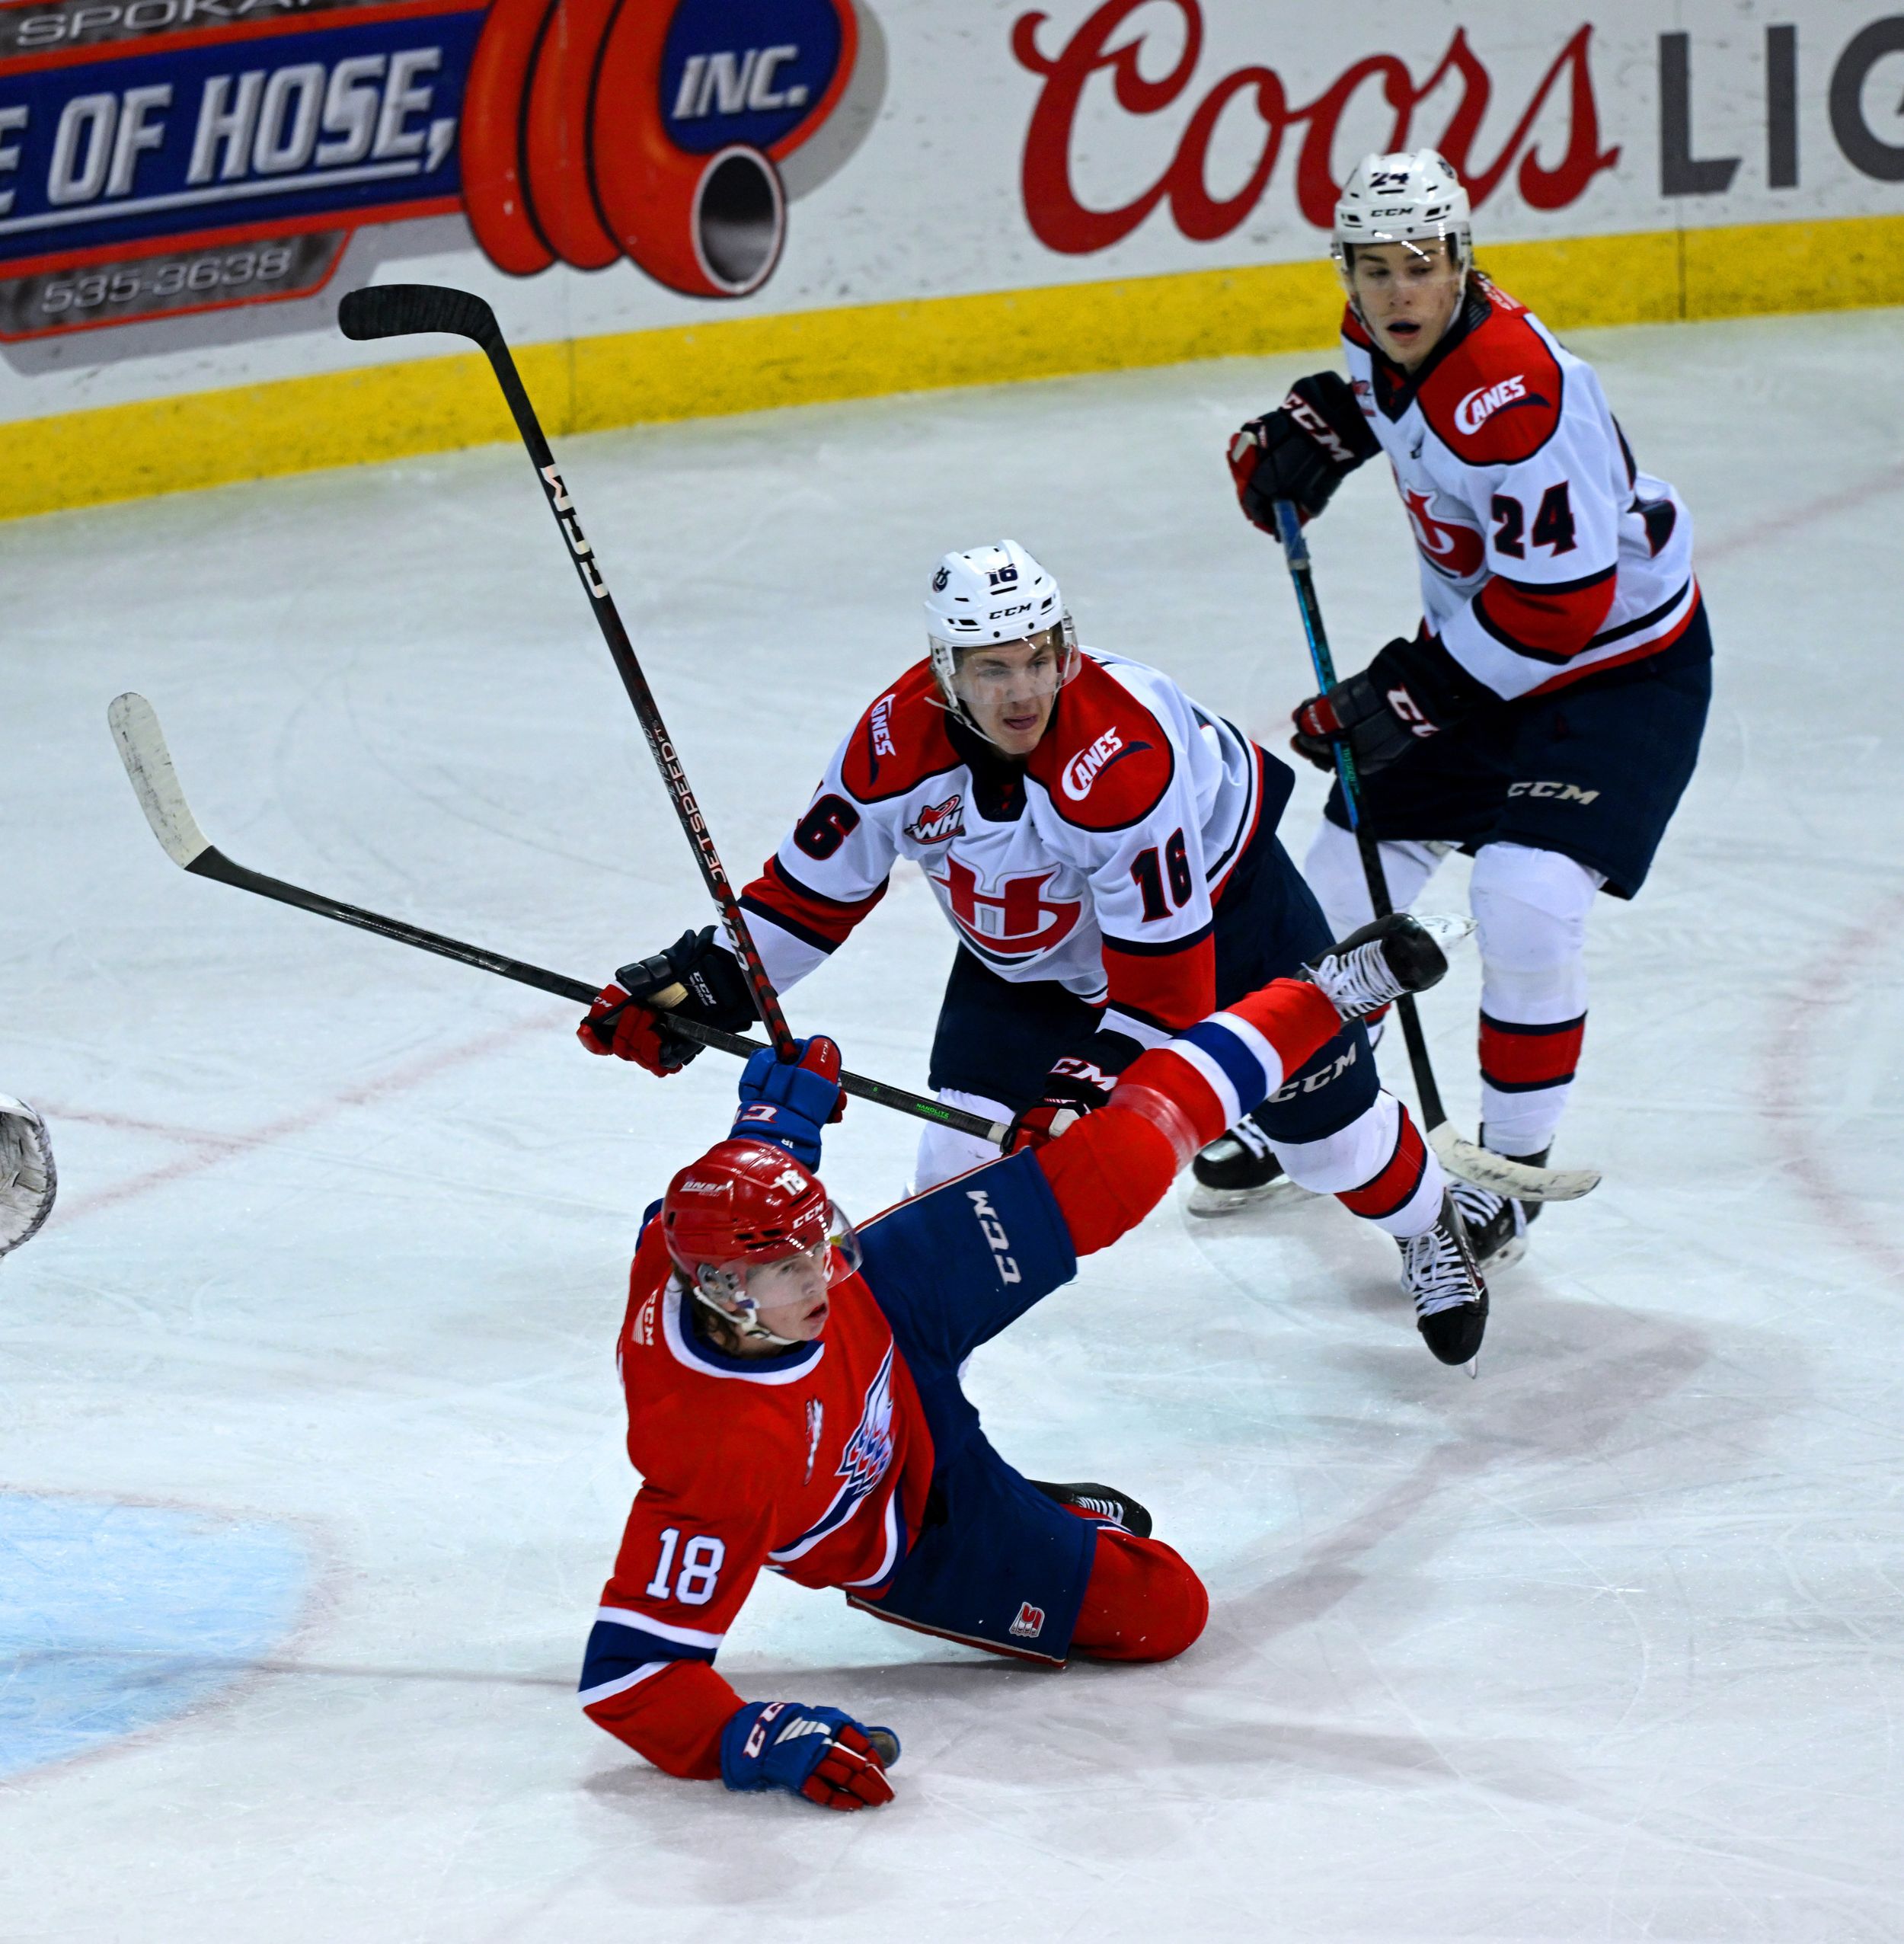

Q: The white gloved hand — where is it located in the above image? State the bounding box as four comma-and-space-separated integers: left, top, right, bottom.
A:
0, 1095, 56, 1257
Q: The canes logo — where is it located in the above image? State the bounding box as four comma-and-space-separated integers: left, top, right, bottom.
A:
1401, 486, 1485, 580
928, 855, 1080, 959
1454, 374, 1542, 436
1008, 1600, 1045, 1639
0, 0, 878, 341
1060, 730, 1149, 802
905, 793, 963, 844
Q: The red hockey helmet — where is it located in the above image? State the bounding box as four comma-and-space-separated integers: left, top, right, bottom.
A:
662, 1139, 861, 1340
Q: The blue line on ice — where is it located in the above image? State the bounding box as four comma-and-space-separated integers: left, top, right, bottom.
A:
0, 1493, 308, 1780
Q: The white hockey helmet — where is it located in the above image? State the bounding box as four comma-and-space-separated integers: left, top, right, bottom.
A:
924, 539, 1079, 730
1333, 149, 1472, 286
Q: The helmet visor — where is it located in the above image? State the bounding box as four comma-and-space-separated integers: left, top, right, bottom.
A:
692, 1201, 861, 1307
942, 622, 1075, 715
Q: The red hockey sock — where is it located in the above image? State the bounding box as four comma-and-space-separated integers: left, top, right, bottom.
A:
1069, 1527, 1209, 1664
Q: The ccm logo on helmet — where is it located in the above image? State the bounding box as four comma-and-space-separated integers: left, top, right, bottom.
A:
1453, 375, 1534, 436
1062, 730, 1149, 801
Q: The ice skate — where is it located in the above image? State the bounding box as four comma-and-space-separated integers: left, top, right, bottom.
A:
1030, 1479, 1154, 1538
1449, 1146, 1548, 1273
1302, 912, 1451, 1020
1187, 1112, 1317, 1217
1398, 1192, 1489, 1366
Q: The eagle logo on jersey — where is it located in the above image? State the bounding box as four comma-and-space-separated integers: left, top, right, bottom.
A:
929, 857, 1081, 959
1401, 486, 1486, 580
906, 795, 964, 844
770, 1348, 898, 1564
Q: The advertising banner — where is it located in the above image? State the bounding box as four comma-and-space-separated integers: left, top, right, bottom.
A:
2, 0, 1901, 513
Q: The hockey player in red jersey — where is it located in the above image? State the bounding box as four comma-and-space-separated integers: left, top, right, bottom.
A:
1225, 149, 1711, 1271
581, 542, 1487, 1361
580, 914, 1455, 1807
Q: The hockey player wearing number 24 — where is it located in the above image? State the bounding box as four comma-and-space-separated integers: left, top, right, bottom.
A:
1227, 149, 1711, 1273
579, 916, 1451, 1807
583, 544, 1488, 1365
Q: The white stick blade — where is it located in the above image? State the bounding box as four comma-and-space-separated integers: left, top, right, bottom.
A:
109, 692, 211, 868
1430, 1124, 1599, 1203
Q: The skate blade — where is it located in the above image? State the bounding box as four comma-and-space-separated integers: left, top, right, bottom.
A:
1184, 1175, 1317, 1220
1415, 912, 1477, 951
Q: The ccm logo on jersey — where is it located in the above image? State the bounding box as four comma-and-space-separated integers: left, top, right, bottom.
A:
906, 795, 963, 843
1453, 375, 1545, 436
1061, 730, 1150, 801
966, 1188, 1021, 1285
1009, 1600, 1046, 1639
1509, 780, 1600, 803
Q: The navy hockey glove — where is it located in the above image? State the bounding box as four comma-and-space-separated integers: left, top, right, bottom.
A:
1228, 372, 1379, 532
578, 926, 757, 1074
720, 1702, 900, 1812
1291, 635, 1488, 776
1006, 1048, 1125, 1154
730, 1037, 845, 1170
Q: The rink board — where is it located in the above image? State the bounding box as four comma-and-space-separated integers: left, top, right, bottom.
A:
5, 0, 1904, 521
8, 208, 1904, 524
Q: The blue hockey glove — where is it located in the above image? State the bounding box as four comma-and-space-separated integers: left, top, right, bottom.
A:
720, 1701, 900, 1811
730, 1037, 845, 1170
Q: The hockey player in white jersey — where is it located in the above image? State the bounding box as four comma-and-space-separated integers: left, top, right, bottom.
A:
581, 542, 1487, 1366
1224, 149, 1711, 1269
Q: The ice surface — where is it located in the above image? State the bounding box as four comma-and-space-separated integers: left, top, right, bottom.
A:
3, 309, 1902, 1940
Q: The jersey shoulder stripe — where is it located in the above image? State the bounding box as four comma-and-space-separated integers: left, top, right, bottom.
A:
1416, 289, 1564, 466
1024, 654, 1176, 833
839, 660, 961, 804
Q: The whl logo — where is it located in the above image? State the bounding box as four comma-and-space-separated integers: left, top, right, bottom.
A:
905, 794, 963, 844
1062, 730, 1148, 801
1009, 1600, 1046, 1639
1453, 374, 1535, 436
929, 855, 1080, 958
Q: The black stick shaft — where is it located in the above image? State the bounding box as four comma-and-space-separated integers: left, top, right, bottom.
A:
338, 284, 797, 1061
1272, 500, 1450, 1132
181, 843, 1002, 1139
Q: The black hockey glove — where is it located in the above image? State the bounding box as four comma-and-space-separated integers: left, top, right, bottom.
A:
1228, 372, 1380, 533
1291, 635, 1488, 777
578, 926, 758, 1073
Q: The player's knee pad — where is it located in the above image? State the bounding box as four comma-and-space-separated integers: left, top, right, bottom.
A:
1274, 1091, 1442, 1235
1302, 821, 1447, 940
1470, 843, 1601, 1020
911, 1091, 1012, 1194
1071, 1530, 1209, 1664
1266, 1084, 1397, 1194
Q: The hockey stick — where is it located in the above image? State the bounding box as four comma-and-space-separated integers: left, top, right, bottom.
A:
336, 283, 798, 1063
1270, 503, 1598, 1203
106, 694, 1010, 1146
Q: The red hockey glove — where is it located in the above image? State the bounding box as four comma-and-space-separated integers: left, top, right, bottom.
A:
577, 985, 698, 1075
578, 926, 756, 1073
